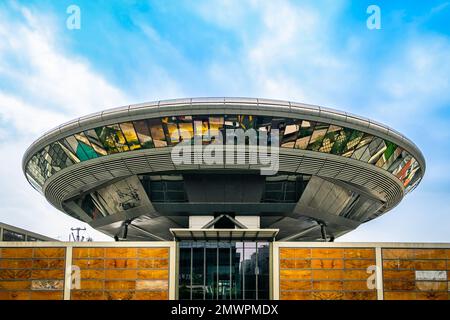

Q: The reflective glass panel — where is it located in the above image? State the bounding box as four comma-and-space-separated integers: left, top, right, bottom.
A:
84, 129, 108, 156
350, 133, 374, 160
65, 134, 92, 161
179, 247, 191, 300
57, 139, 81, 163
178, 241, 269, 300
225, 115, 240, 130
132, 119, 154, 148
209, 116, 224, 143
119, 122, 141, 150
205, 243, 217, 300
257, 242, 270, 299
2, 229, 26, 241
281, 119, 300, 148
192, 115, 209, 145
177, 116, 194, 141
307, 122, 329, 151
366, 138, 387, 164
148, 118, 168, 147
47, 141, 74, 172
36, 146, 54, 179
108, 124, 130, 152
243, 242, 257, 300
330, 128, 354, 155
94, 127, 119, 154
26, 156, 45, 186
238, 115, 255, 130
341, 130, 364, 157
162, 116, 180, 145
295, 120, 314, 149
218, 245, 231, 299
192, 247, 205, 299
405, 167, 422, 192
375, 141, 397, 168
319, 125, 342, 153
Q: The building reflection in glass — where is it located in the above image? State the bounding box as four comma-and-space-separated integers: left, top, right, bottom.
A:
178, 241, 270, 300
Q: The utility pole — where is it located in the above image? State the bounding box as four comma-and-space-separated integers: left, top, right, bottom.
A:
70, 227, 92, 242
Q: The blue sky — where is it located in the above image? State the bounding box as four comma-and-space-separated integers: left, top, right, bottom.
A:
0, 0, 449, 242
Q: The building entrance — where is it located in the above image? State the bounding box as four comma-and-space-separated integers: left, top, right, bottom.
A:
178, 241, 270, 300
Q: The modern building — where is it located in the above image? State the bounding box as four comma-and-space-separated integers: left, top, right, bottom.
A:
0, 222, 56, 242
14, 97, 433, 300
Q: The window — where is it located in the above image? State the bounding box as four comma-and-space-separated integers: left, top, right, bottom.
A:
84, 129, 108, 156
26, 115, 423, 192
281, 119, 301, 148
341, 130, 364, 157
319, 125, 342, 153
375, 142, 399, 169
47, 141, 74, 172
295, 120, 314, 149
330, 128, 354, 155
99, 124, 130, 152
177, 116, 194, 141
161, 117, 180, 145
65, 133, 99, 159
193, 115, 209, 143
358, 137, 385, 163
350, 134, 374, 161
307, 123, 329, 151
209, 116, 224, 143
147, 118, 167, 147
119, 122, 142, 150
179, 241, 269, 300
2, 229, 26, 241
133, 120, 154, 148
263, 175, 310, 203
140, 174, 187, 202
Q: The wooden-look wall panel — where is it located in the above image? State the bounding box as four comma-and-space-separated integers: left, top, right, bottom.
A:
382, 248, 449, 300
0, 247, 66, 300
279, 247, 376, 301
311, 249, 344, 259
71, 247, 170, 301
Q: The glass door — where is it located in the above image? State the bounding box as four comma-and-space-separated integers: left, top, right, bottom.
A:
178, 241, 270, 300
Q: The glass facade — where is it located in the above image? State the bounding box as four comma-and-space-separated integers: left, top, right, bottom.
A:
25, 114, 423, 193
179, 241, 270, 300
2, 229, 26, 241
262, 175, 310, 203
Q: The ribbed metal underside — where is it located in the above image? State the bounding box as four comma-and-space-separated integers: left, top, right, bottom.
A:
43, 148, 404, 215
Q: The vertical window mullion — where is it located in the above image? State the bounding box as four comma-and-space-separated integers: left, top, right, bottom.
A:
216, 245, 219, 300
229, 244, 232, 300
255, 242, 259, 300
190, 246, 193, 300
242, 245, 245, 300
203, 245, 206, 300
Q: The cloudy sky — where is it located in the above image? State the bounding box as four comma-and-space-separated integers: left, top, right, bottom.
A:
0, 0, 449, 242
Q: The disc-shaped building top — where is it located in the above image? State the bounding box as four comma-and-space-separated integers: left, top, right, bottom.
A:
23, 98, 425, 242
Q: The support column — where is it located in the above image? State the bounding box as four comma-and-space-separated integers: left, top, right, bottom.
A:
63, 246, 73, 300
375, 246, 384, 300
169, 241, 177, 300
272, 242, 280, 300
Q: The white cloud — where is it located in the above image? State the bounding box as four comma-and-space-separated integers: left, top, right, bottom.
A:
191, 0, 450, 242
0, 137, 111, 240
0, 4, 131, 240
194, 0, 357, 105
0, 4, 129, 136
